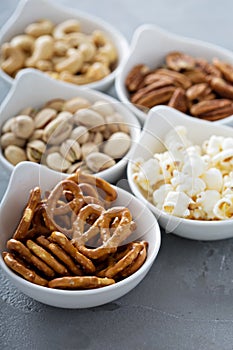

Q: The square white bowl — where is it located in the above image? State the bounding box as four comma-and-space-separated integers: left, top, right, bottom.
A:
0, 0, 129, 91
0, 69, 141, 183
0, 162, 161, 308
115, 24, 233, 125
127, 105, 233, 241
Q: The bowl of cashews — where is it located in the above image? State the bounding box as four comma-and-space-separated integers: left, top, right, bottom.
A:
0, 0, 129, 91
0, 162, 160, 308
0, 69, 141, 183
127, 105, 233, 241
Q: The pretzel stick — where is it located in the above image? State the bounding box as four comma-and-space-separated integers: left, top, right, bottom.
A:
48, 276, 115, 289
97, 243, 142, 278
7, 239, 55, 278
36, 236, 82, 275
26, 240, 68, 275
3, 252, 48, 286
49, 231, 95, 273
13, 187, 41, 240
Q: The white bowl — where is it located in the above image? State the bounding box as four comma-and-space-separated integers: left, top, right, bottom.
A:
115, 24, 233, 125
0, 69, 141, 183
127, 105, 233, 241
0, 162, 160, 308
0, 0, 129, 91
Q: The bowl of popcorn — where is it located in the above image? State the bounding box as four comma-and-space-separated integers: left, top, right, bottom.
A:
115, 24, 233, 125
0, 0, 129, 91
0, 70, 140, 182
127, 105, 233, 240
0, 162, 160, 308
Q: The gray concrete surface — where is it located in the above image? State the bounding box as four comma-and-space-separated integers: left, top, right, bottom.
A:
1, 1, 233, 349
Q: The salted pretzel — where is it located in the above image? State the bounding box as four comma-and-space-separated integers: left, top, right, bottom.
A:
36, 236, 82, 276
68, 169, 117, 203
13, 187, 41, 240
121, 241, 148, 278
7, 239, 55, 278
3, 252, 48, 286
72, 205, 135, 259
49, 231, 96, 274
48, 276, 115, 289
26, 239, 69, 275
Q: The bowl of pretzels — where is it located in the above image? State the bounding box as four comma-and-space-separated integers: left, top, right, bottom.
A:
0, 162, 160, 308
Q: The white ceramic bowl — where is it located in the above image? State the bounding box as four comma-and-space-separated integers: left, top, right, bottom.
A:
0, 162, 160, 308
0, 0, 129, 91
127, 105, 233, 241
115, 24, 233, 125
0, 69, 141, 183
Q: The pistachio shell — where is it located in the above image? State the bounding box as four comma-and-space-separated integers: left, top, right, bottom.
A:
74, 109, 105, 131
43, 113, 73, 145
63, 97, 91, 113
91, 100, 115, 117
46, 152, 71, 172
0, 132, 26, 149
2, 118, 16, 133
34, 108, 57, 129
86, 152, 115, 172
70, 126, 89, 144
4, 145, 27, 165
60, 139, 81, 162
26, 140, 46, 162
81, 142, 99, 159
44, 99, 65, 111
103, 132, 131, 159
11, 115, 34, 139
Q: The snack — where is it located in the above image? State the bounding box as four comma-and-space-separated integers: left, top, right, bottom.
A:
2, 170, 148, 289
125, 52, 233, 121
0, 97, 131, 173
132, 126, 233, 220
0, 19, 118, 84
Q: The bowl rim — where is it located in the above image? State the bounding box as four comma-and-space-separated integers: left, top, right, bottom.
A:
0, 161, 161, 296
115, 23, 233, 125
127, 105, 233, 227
0, 69, 141, 177
0, 0, 129, 90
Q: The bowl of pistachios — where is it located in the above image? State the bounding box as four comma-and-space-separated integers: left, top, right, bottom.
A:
0, 70, 140, 183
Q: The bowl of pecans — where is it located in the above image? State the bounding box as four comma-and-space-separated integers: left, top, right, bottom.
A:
0, 162, 160, 308
115, 24, 233, 125
0, 69, 140, 182
127, 105, 233, 240
0, 0, 129, 91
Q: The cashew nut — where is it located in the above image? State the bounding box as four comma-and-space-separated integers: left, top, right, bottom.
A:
25, 35, 54, 67
79, 42, 96, 62
92, 30, 117, 64
55, 48, 83, 74
11, 35, 35, 53
86, 62, 110, 80
35, 59, 53, 71
1, 44, 25, 75
53, 19, 80, 39
25, 19, 54, 38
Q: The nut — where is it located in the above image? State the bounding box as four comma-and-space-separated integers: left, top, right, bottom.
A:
2, 118, 16, 133
4, 145, 27, 165
74, 109, 105, 131
190, 99, 233, 121
86, 152, 115, 172
11, 115, 34, 139
25, 20, 54, 37
46, 152, 71, 172
34, 108, 57, 128
213, 58, 233, 83
0, 132, 26, 149
1, 44, 25, 76
26, 140, 46, 162
43, 112, 73, 144
91, 100, 115, 117
166, 52, 195, 71
81, 142, 99, 159
70, 126, 89, 144
210, 77, 233, 99
125, 64, 149, 92
29, 129, 44, 141
44, 99, 65, 112
168, 88, 188, 113
63, 97, 91, 113
25, 35, 54, 67
103, 132, 131, 159
60, 139, 81, 162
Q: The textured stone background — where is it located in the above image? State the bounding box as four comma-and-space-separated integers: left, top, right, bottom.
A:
1, 1, 233, 349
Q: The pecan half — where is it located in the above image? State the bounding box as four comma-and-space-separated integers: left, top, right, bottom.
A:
212, 58, 233, 83
125, 64, 150, 92
195, 58, 221, 77
183, 69, 208, 84
168, 88, 188, 113
210, 77, 233, 99
155, 68, 192, 89
131, 79, 175, 104
186, 83, 212, 101
190, 99, 233, 117
132, 86, 176, 108
166, 51, 195, 71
